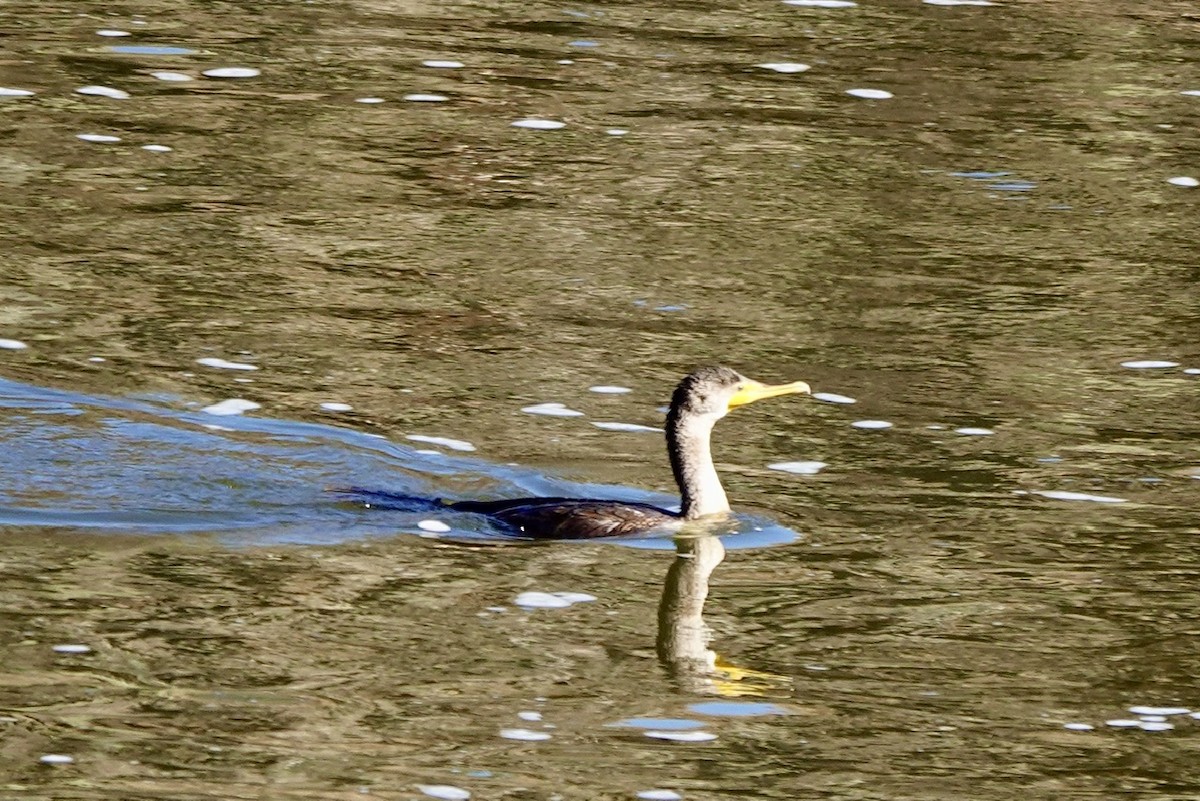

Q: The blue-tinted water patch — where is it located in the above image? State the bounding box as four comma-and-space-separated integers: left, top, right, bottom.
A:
987, 181, 1036, 192
109, 45, 196, 55
613, 717, 705, 730
0, 377, 800, 550
688, 701, 787, 717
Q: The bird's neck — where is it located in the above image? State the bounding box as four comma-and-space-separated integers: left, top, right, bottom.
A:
666, 411, 729, 519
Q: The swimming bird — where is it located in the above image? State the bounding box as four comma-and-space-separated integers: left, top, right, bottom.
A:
359, 366, 810, 539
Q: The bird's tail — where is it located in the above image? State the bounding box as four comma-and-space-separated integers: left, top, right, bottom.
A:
333, 487, 447, 512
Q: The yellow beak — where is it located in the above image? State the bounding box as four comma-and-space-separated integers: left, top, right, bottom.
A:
727, 379, 811, 409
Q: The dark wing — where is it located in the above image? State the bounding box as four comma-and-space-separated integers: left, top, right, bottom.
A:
448, 497, 680, 539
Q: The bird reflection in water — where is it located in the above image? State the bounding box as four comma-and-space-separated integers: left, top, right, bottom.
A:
657, 533, 792, 696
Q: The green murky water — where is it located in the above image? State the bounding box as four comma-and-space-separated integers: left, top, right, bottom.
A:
2, 0, 1200, 798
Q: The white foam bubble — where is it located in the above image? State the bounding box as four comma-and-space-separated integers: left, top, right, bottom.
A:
76, 85, 130, 99
39, 754, 75, 764
141, 144, 172, 152
0, 87, 36, 97
784, 0, 856, 5
1062, 723, 1094, 731
196, 357, 259, 371
51, 644, 92, 654
1033, 490, 1127, 504
202, 67, 261, 78
320, 402, 353, 411
521, 402, 585, 417
954, 427, 994, 436
417, 520, 451, 533
407, 434, 476, 452
813, 392, 856, 404
512, 118, 566, 130
1167, 176, 1198, 187
151, 71, 194, 82
589, 385, 632, 394
96, 29, 132, 36
1120, 360, 1179, 369
846, 88, 894, 99
644, 730, 717, 742
500, 728, 552, 741
768, 461, 827, 475
404, 94, 449, 102
515, 591, 596, 608
1129, 706, 1190, 716
637, 792, 682, 801
422, 60, 464, 68
518, 711, 543, 721
592, 421, 661, 432
851, 420, 893, 429
605, 128, 629, 136
76, 133, 121, 143
416, 785, 470, 800
0, 338, 29, 349
757, 62, 811, 73
200, 398, 261, 416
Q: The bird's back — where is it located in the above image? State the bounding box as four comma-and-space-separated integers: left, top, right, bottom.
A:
448, 497, 681, 539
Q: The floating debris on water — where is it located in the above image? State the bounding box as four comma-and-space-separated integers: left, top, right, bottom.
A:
511, 118, 566, 130
417, 520, 451, 533
846, 88, 893, 99
954, 427, 995, 436
522, 402, 585, 417
407, 434, 476, 452
518, 711, 543, 722
196, 357, 259, 371
813, 392, 856, 404
422, 60, 464, 68
768, 461, 827, 475
96, 29, 131, 36
141, 144, 172, 152
589, 385, 632, 394
76, 133, 121, 143
200, 398, 261, 416
605, 128, 629, 135
151, 71, 193, 82
851, 420, 893, 429
0, 338, 29, 349
0, 87, 36, 97
1033, 490, 1127, 504
51, 644, 92, 654
356, 96, 386, 104
76, 85, 130, 99
320, 402, 352, 412
1129, 705, 1190, 716
1063, 722, 1094, 731
1167, 176, 1198, 187
500, 728, 552, 741
202, 67, 261, 78
592, 421, 661, 432
515, 591, 596, 608
404, 94, 449, 102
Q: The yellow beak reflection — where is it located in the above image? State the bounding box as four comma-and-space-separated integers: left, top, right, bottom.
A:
727, 379, 811, 409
